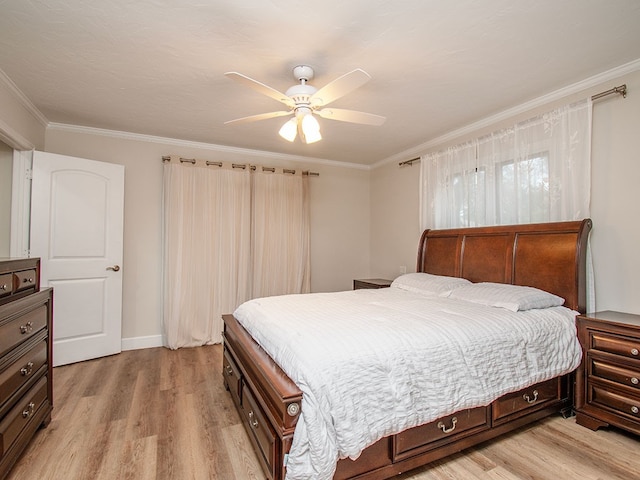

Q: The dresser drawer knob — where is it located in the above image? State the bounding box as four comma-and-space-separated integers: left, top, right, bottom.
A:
22, 402, 35, 418
437, 416, 458, 434
23, 277, 33, 283
248, 410, 259, 429
632, 377, 639, 385
20, 321, 34, 334
224, 364, 233, 376
632, 348, 639, 356
523, 389, 539, 404
632, 406, 639, 415
0, 284, 7, 291
20, 362, 34, 376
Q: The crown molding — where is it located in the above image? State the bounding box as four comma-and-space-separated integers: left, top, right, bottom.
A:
46, 123, 370, 171
0, 68, 49, 128
373, 57, 640, 169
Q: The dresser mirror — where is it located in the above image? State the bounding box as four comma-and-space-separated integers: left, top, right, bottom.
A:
0, 139, 13, 257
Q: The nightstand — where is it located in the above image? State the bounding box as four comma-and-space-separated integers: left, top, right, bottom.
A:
575, 311, 640, 435
353, 278, 392, 290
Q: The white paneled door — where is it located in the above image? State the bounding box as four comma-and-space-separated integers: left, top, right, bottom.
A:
30, 151, 124, 366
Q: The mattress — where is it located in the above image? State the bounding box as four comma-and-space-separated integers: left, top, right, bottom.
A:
233, 286, 582, 480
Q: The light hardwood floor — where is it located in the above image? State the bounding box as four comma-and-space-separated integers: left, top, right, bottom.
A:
6, 345, 640, 480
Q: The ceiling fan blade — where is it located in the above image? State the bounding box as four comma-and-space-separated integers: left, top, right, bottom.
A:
224, 110, 292, 125
310, 69, 371, 107
225, 72, 295, 108
315, 108, 386, 126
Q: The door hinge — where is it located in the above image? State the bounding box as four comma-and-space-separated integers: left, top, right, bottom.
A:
25, 167, 33, 180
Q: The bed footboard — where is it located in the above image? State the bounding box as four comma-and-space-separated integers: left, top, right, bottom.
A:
223, 313, 573, 480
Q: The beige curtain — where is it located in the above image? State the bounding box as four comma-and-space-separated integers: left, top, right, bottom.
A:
162, 158, 310, 349
251, 170, 310, 297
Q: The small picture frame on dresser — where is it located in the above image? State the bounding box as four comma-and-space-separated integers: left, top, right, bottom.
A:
574, 310, 640, 436
353, 278, 392, 290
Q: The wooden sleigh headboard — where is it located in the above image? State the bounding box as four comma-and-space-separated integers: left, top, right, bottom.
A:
416, 219, 592, 313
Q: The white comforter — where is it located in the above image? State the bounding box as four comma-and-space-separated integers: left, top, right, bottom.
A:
233, 287, 582, 480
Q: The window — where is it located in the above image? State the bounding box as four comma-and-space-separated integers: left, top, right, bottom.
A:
496, 152, 549, 224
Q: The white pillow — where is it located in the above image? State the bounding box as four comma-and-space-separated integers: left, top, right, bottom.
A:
446, 282, 565, 312
391, 273, 472, 296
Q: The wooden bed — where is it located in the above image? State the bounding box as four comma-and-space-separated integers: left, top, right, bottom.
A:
222, 219, 592, 480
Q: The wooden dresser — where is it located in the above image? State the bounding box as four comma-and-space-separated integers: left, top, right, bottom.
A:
0, 258, 53, 479
575, 311, 640, 435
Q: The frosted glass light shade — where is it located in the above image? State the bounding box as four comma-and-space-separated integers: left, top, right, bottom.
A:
278, 118, 297, 142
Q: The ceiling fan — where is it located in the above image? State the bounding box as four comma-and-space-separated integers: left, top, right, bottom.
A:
224, 65, 386, 144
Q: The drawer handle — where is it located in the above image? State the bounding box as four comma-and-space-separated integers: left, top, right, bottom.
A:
248, 411, 259, 429
632, 377, 639, 386
20, 321, 34, 334
22, 402, 35, 419
20, 362, 34, 376
23, 277, 33, 283
523, 390, 539, 404
632, 406, 639, 415
0, 284, 7, 291
632, 348, 639, 356
437, 416, 457, 434
224, 364, 233, 376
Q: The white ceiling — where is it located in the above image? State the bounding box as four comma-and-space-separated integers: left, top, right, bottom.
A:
1, 0, 640, 166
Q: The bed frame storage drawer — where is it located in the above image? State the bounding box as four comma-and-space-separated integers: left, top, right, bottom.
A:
492, 378, 561, 425
222, 347, 242, 407
241, 381, 277, 479
392, 406, 490, 462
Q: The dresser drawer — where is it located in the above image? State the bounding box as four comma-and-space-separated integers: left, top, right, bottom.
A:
242, 383, 276, 479
0, 305, 48, 357
0, 375, 48, 457
492, 378, 560, 424
393, 406, 490, 461
12, 270, 37, 294
0, 341, 47, 408
590, 356, 640, 391
589, 383, 640, 421
0, 276, 11, 300
591, 331, 640, 360
222, 347, 242, 407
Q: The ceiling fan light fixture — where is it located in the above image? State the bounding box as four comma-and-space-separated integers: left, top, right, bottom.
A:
278, 117, 297, 142
301, 112, 321, 144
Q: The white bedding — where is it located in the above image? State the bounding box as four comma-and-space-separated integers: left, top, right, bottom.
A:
233, 286, 583, 480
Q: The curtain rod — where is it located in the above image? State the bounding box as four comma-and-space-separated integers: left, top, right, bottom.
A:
591, 84, 627, 101
161, 156, 319, 176
399, 157, 420, 167
399, 85, 628, 168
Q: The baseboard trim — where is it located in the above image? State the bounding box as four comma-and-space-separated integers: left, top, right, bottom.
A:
121, 334, 165, 351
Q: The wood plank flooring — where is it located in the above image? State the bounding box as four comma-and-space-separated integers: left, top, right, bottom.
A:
6, 345, 640, 480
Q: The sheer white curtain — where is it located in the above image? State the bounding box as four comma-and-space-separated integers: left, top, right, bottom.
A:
162, 158, 310, 349
420, 99, 592, 229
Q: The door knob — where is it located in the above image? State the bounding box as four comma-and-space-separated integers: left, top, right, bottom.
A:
106, 265, 120, 272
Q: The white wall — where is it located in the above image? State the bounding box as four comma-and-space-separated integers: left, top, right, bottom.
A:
43, 128, 371, 343
370, 69, 640, 316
